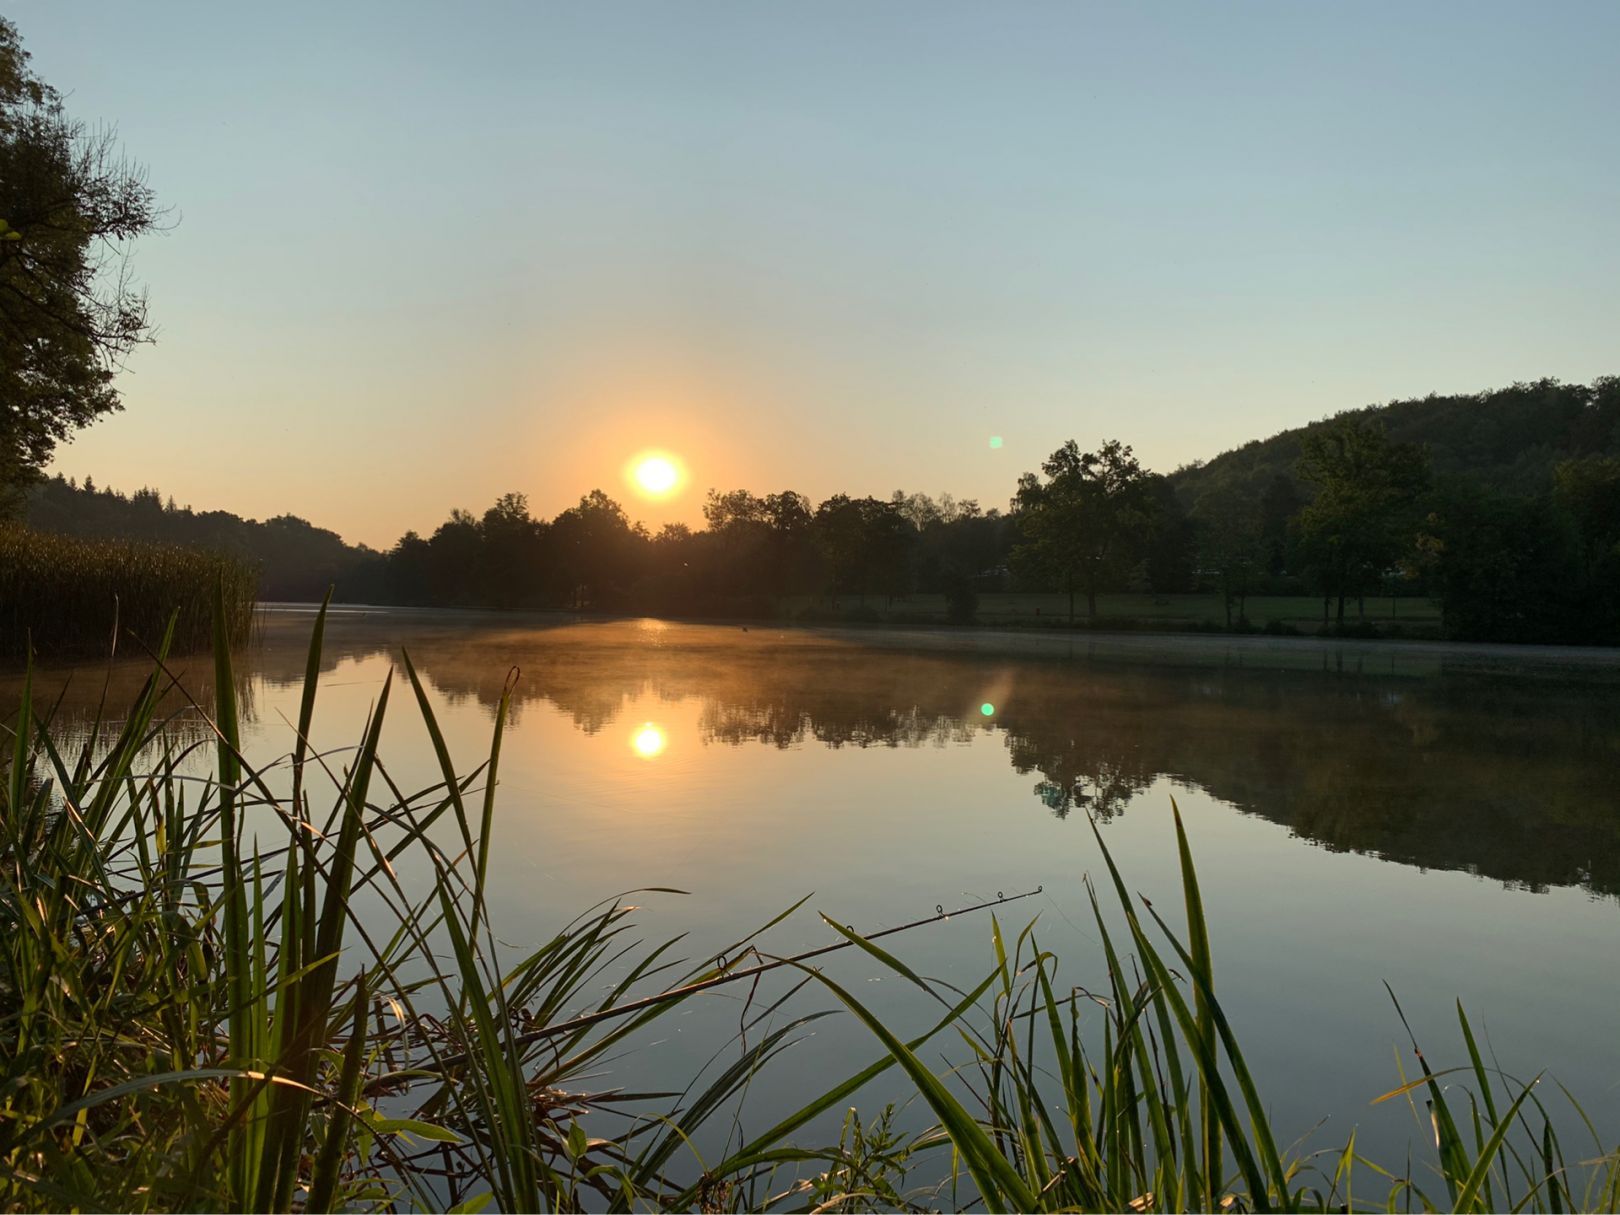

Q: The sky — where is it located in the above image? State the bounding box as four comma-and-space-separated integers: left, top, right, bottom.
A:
12, 0, 1620, 548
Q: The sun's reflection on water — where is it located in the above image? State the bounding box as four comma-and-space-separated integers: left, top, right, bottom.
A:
630, 722, 668, 759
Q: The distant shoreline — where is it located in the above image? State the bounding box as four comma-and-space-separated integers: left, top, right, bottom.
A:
253, 601, 1620, 672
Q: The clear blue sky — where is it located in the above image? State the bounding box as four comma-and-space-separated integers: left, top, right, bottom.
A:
13, 0, 1619, 546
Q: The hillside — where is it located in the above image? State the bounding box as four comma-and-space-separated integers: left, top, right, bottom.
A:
1168, 376, 1620, 502
22, 476, 385, 602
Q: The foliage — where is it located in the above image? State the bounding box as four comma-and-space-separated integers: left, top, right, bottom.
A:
0, 599, 835, 1210
1418, 483, 1584, 644
1012, 439, 1159, 621
23, 372, 1620, 642
23, 474, 385, 602
1188, 481, 1265, 627
1172, 376, 1620, 506
1294, 417, 1430, 624
0, 18, 160, 494
0, 523, 254, 659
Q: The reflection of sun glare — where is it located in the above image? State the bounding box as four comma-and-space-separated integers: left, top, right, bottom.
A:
631, 723, 667, 759
627, 451, 685, 500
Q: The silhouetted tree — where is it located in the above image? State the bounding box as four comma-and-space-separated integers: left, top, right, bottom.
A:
1011, 439, 1157, 621
1420, 482, 1579, 642
809, 495, 913, 604
479, 492, 546, 607
1553, 455, 1620, 641
1296, 418, 1429, 624
1192, 481, 1265, 627
1258, 474, 1301, 575
1, 18, 162, 499
550, 490, 647, 608
1142, 474, 1196, 595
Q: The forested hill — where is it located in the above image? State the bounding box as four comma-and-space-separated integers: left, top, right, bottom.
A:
23, 476, 385, 601
1169, 376, 1620, 501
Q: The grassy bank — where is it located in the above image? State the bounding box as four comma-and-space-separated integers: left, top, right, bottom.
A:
782, 591, 1444, 637
0, 599, 1613, 1211
0, 524, 256, 661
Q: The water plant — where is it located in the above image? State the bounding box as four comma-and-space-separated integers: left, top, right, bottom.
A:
0, 523, 255, 660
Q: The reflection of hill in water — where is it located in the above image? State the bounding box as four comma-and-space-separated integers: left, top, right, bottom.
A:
266, 615, 1620, 900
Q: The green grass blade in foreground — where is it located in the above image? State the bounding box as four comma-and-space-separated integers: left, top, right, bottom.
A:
1088, 814, 1281, 1207
289, 588, 332, 814
1454, 1075, 1545, 1211
686, 967, 1001, 1199
1173, 798, 1223, 1209
307, 972, 369, 1214
212, 579, 256, 1207
791, 959, 1040, 1213
471, 668, 514, 943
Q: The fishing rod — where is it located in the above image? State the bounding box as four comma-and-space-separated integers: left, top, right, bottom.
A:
429, 884, 1044, 1068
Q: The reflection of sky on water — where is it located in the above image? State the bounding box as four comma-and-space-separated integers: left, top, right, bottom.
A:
8, 610, 1619, 1175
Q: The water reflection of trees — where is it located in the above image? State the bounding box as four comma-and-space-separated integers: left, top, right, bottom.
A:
245, 617, 1620, 900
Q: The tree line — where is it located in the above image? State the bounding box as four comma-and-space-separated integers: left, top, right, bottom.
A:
25, 383, 1620, 645
4, 18, 1618, 646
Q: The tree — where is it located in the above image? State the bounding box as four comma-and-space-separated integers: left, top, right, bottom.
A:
1419, 483, 1580, 643
1295, 418, 1429, 624
1192, 481, 1264, 627
1141, 474, 1196, 596
1553, 455, 1620, 642
811, 494, 912, 604
479, 492, 546, 607
550, 490, 647, 608
1, 18, 161, 497
1258, 474, 1301, 575
1011, 439, 1156, 622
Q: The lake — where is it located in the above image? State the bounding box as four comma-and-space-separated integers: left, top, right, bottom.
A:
12, 607, 1620, 1184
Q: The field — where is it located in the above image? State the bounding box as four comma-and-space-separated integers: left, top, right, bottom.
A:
788, 591, 1443, 632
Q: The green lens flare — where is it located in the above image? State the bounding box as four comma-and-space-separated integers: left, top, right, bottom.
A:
980, 702, 995, 716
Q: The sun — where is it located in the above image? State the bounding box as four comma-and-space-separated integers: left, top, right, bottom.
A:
626, 451, 685, 500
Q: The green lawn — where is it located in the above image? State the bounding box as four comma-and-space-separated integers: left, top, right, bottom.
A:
789, 591, 1441, 630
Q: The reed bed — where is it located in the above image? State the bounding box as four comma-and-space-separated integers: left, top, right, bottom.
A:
0, 524, 255, 660
0, 595, 1614, 1212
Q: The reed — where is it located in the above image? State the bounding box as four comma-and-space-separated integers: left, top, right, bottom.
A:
0, 596, 1614, 1211
0, 523, 256, 661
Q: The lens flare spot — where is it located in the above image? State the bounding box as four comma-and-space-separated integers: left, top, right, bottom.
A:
631, 723, 667, 759
988, 436, 1003, 450
980, 702, 996, 717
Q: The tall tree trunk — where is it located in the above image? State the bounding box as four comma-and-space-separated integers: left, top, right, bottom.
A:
1067, 579, 1075, 625
1087, 588, 1097, 619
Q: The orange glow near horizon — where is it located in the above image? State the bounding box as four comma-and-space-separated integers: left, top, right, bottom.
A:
625, 450, 687, 502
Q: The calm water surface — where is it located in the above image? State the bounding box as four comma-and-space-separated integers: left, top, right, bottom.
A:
14, 608, 1620, 1175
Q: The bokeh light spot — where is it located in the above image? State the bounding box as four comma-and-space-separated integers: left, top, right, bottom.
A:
631, 723, 667, 758
980, 702, 995, 717
988, 436, 1003, 449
